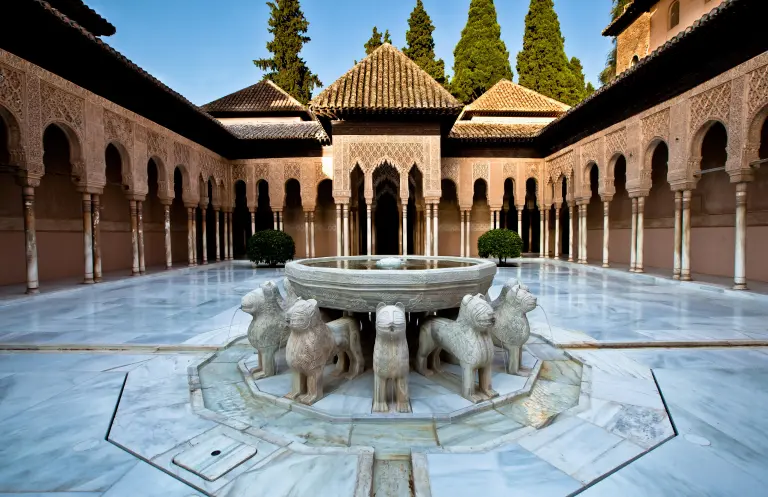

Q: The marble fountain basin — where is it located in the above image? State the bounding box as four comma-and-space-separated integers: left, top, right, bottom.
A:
284, 256, 497, 313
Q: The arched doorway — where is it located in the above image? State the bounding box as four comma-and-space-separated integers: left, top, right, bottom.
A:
746, 115, 768, 282
205, 178, 218, 262
284, 178, 304, 257
37, 124, 83, 282
255, 181, 273, 232
502, 178, 516, 232
691, 122, 733, 278
560, 177, 570, 257
0, 109, 25, 285
586, 164, 600, 262
610, 155, 631, 265
233, 180, 249, 258
470, 179, 490, 257
102, 143, 132, 274
644, 141, 673, 270
171, 167, 188, 263
439, 179, 460, 256
373, 163, 400, 255
316, 179, 335, 257
522, 178, 539, 253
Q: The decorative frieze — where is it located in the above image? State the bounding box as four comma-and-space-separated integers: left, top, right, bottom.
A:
0, 63, 24, 116
40, 82, 84, 134
689, 82, 731, 133
641, 109, 670, 143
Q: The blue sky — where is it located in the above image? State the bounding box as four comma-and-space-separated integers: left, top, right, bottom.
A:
87, 0, 615, 106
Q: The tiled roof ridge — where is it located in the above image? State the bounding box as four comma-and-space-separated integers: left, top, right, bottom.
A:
199, 79, 308, 114
310, 43, 463, 115
225, 122, 330, 144
47, 0, 116, 36
465, 79, 570, 115
544, 0, 738, 132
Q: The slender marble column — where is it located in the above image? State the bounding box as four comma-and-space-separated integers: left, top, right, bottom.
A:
539, 210, 545, 258
163, 203, 172, 269
214, 209, 221, 262
425, 204, 432, 256
544, 209, 550, 258
630, 198, 638, 272
681, 190, 692, 281
734, 183, 747, 289
490, 210, 495, 230
304, 212, 310, 258
130, 200, 140, 274
568, 205, 574, 262
336, 204, 342, 255
554, 206, 560, 259
343, 203, 350, 256
517, 209, 522, 236
602, 201, 610, 268
402, 203, 408, 256
460, 210, 465, 257
466, 210, 471, 257
186, 207, 194, 267
372, 204, 377, 254
221, 210, 227, 261
83, 193, 94, 284
92, 195, 102, 282
310, 211, 316, 257
137, 201, 146, 274
433, 203, 439, 256
636, 197, 645, 273
250, 209, 256, 238
201, 207, 208, 265
21, 185, 39, 294
192, 208, 198, 266
227, 211, 235, 261
366, 205, 372, 255
579, 205, 586, 264
274, 212, 279, 231
673, 191, 682, 279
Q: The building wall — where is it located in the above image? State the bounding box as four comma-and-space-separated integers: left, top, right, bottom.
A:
617, 0, 723, 76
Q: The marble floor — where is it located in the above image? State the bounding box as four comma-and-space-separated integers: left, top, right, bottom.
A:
0, 260, 766, 496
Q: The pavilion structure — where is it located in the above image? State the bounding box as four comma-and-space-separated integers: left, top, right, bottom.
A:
1, 0, 768, 293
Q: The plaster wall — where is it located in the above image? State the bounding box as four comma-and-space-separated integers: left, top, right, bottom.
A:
648, 0, 723, 54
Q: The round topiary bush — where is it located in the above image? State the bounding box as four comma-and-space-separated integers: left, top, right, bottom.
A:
247, 230, 296, 267
478, 229, 523, 265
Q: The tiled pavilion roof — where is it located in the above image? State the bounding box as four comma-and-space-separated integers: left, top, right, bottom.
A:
225, 122, 330, 144
448, 122, 544, 142
463, 79, 570, 117
200, 80, 309, 115
47, 0, 115, 36
310, 43, 463, 118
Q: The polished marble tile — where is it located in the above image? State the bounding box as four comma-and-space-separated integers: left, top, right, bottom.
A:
427, 444, 581, 497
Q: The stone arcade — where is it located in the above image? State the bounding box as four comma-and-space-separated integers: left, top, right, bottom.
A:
1, 0, 768, 295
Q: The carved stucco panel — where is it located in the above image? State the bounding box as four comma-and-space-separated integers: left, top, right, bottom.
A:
40, 82, 84, 136
25, 75, 43, 176
689, 81, 731, 134
173, 141, 190, 167
104, 109, 133, 149
641, 108, 670, 144
747, 63, 768, 117
0, 62, 24, 117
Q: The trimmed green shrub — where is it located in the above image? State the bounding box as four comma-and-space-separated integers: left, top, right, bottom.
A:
478, 229, 523, 264
248, 230, 296, 266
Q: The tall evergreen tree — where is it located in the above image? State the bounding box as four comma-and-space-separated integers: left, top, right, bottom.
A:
253, 0, 321, 104
599, 0, 632, 85
567, 56, 587, 103
516, 0, 582, 106
403, 0, 446, 85
451, 0, 513, 103
364, 27, 392, 55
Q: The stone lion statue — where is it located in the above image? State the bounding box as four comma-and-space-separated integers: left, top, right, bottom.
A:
416, 294, 498, 403
327, 316, 364, 379
372, 302, 410, 413
242, 281, 289, 379
486, 279, 537, 375
285, 298, 335, 405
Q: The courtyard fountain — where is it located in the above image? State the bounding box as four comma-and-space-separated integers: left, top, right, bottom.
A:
105, 256, 675, 495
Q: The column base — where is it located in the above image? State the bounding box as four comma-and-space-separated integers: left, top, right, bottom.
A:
602, 263, 610, 268
139, 271, 145, 276
25, 287, 40, 295
673, 273, 680, 280
680, 275, 692, 281
635, 268, 644, 274
166, 264, 173, 270
567, 257, 573, 262
733, 283, 748, 290
82, 279, 94, 284
629, 267, 635, 273
95, 277, 103, 283
132, 270, 140, 276
203, 261, 208, 265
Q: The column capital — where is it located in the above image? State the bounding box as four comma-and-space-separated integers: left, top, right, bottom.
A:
126, 192, 148, 202
728, 169, 754, 184
15, 171, 41, 188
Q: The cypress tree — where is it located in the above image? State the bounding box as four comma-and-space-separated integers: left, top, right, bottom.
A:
586, 82, 596, 97
253, 0, 321, 104
599, 0, 632, 85
567, 56, 587, 103
403, 0, 446, 85
451, 0, 513, 103
516, 0, 581, 106
365, 27, 392, 55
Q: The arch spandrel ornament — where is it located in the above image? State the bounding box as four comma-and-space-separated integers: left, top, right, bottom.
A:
689, 82, 731, 135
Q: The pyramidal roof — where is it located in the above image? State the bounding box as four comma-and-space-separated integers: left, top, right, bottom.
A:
200, 79, 308, 116
310, 43, 463, 118
463, 79, 570, 117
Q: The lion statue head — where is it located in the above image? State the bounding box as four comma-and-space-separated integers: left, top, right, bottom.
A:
503, 280, 537, 313
375, 302, 407, 339
241, 280, 282, 316
286, 298, 323, 332
458, 294, 495, 332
